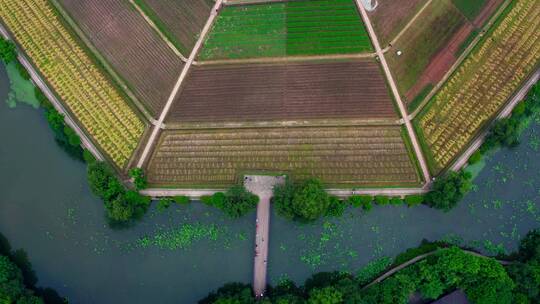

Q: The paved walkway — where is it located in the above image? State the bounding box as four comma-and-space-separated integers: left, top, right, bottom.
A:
137, 0, 224, 168
0, 24, 105, 162
355, 0, 431, 183
244, 175, 285, 298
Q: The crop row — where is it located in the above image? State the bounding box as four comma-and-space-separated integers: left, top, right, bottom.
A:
199, 0, 372, 60
58, 0, 185, 116
147, 126, 421, 187
417, 0, 540, 172
0, 0, 145, 167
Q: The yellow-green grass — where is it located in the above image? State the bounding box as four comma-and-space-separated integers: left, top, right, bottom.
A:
416, 0, 540, 174
146, 126, 422, 188
0, 0, 145, 167
386, 0, 466, 94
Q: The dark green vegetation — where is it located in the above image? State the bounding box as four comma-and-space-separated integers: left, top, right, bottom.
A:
273, 178, 344, 222
472, 82, 540, 165
0, 233, 66, 304
425, 170, 473, 212
201, 185, 259, 218
0, 38, 16, 64
452, 0, 488, 20
201, 229, 540, 304
87, 162, 151, 224
37, 89, 84, 162
128, 168, 147, 191
200, 0, 372, 60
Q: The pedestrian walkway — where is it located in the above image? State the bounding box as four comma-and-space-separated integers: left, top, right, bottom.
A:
244, 175, 285, 298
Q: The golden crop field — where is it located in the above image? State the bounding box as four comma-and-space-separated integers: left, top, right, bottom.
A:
417, 0, 540, 172
147, 126, 422, 187
0, 0, 145, 167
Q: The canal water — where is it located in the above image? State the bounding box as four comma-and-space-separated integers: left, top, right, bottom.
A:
0, 64, 539, 303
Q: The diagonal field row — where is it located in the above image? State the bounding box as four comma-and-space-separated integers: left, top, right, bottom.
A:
147, 126, 421, 187
416, 0, 540, 173
167, 59, 396, 124
199, 0, 373, 60
0, 0, 145, 167
58, 0, 184, 116
132, 0, 213, 55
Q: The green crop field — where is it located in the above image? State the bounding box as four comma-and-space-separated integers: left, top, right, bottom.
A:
199, 0, 373, 60
452, 0, 487, 20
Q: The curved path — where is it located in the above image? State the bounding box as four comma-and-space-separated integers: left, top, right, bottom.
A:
363, 249, 512, 289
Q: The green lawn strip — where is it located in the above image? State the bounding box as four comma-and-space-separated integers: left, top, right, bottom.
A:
132, 0, 190, 55
407, 83, 434, 113
412, 117, 442, 176
387, 0, 466, 94
456, 29, 479, 56
451, 0, 487, 20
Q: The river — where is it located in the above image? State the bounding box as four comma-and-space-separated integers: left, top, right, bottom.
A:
0, 64, 539, 303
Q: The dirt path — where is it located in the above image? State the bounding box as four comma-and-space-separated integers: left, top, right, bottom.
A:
355, 0, 431, 184
0, 24, 105, 162
381, 0, 433, 52
136, 0, 224, 168
195, 52, 377, 66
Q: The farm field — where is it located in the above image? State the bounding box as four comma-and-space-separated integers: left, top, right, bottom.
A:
416, 0, 540, 173
404, 0, 505, 104
57, 0, 184, 116
166, 60, 397, 124
386, 0, 466, 96
146, 126, 421, 187
368, 0, 427, 46
199, 0, 373, 60
133, 0, 213, 55
452, 0, 488, 20
0, 0, 145, 167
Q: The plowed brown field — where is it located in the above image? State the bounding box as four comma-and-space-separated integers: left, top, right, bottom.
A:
58, 0, 184, 116
166, 60, 397, 123
135, 0, 213, 54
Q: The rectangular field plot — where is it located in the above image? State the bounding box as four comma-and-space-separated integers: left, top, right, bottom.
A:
147, 126, 421, 187
0, 0, 145, 167
166, 60, 397, 123
386, 0, 466, 95
416, 0, 540, 173
199, 0, 373, 60
58, 0, 184, 116
133, 0, 213, 54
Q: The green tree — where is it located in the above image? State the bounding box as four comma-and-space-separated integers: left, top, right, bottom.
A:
0, 39, 17, 63
201, 186, 258, 218
0, 255, 24, 302
425, 170, 472, 212
273, 179, 338, 222
128, 168, 147, 190
308, 286, 343, 304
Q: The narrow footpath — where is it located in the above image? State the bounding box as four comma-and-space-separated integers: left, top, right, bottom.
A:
244, 175, 285, 298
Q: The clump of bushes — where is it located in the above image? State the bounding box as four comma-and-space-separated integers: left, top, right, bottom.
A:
471, 82, 540, 165
347, 195, 373, 211
0, 38, 17, 63
201, 185, 259, 218
425, 170, 473, 212
87, 161, 151, 223
128, 168, 147, 190
272, 178, 344, 222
